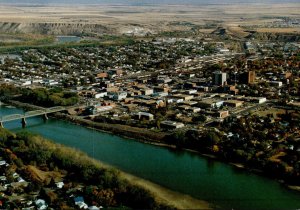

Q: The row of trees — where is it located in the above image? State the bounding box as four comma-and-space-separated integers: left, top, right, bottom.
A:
18, 87, 79, 107
165, 112, 300, 185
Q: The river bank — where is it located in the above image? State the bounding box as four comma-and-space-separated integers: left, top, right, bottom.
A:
4, 101, 213, 209
53, 112, 300, 194
5, 101, 300, 194
2, 103, 300, 209
53, 113, 249, 168
6, 100, 297, 190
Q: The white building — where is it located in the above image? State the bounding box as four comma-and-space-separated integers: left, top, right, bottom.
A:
95, 92, 108, 99
108, 92, 127, 101
269, 81, 283, 87
213, 71, 227, 86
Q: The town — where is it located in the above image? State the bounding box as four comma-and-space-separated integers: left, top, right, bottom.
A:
0, 35, 299, 130
0, 21, 300, 210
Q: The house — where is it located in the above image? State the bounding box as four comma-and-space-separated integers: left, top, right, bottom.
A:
197, 99, 224, 109
179, 100, 198, 106
280, 72, 292, 80
249, 97, 267, 104
178, 105, 201, 113
213, 110, 229, 118
161, 121, 185, 129
88, 206, 103, 210
269, 81, 283, 87
96, 72, 108, 79
154, 86, 170, 93
17, 177, 25, 182
21, 80, 32, 86
108, 69, 123, 76
172, 94, 194, 101
94, 92, 108, 99
196, 86, 210, 92
141, 88, 154, 96
157, 76, 172, 84
184, 89, 197, 95
13, 172, 19, 179
86, 105, 114, 115
100, 81, 114, 88
74, 196, 88, 209
135, 112, 154, 121
22, 206, 35, 210
224, 100, 244, 107
223, 85, 239, 95
35, 199, 47, 210
56, 182, 64, 189
108, 92, 127, 101
152, 92, 168, 97
0, 176, 6, 181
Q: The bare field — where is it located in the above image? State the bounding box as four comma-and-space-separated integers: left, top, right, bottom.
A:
0, 3, 299, 35
256, 28, 300, 33
225, 24, 252, 38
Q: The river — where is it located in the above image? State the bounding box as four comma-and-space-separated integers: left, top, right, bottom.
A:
1, 105, 300, 210
56, 36, 81, 43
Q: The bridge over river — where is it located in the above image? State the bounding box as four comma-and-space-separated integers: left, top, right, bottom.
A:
0, 105, 79, 128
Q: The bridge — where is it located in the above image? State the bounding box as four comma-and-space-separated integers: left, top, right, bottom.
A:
0, 105, 77, 128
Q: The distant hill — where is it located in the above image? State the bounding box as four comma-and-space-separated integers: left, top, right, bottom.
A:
1, 0, 300, 5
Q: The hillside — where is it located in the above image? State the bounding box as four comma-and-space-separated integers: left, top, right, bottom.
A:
0, 22, 112, 35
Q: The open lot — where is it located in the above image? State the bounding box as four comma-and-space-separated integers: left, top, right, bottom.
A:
253, 107, 286, 117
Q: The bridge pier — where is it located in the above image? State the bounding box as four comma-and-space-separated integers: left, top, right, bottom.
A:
21, 118, 27, 128
43, 114, 48, 122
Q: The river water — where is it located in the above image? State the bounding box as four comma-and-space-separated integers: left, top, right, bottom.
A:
1, 105, 300, 210
56, 36, 81, 43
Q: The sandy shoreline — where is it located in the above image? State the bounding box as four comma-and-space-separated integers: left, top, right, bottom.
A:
120, 172, 212, 210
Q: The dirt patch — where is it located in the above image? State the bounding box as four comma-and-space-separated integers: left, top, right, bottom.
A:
198, 29, 215, 33
253, 108, 286, 117
256, 28, 300, 34
225, 24, 250, 38
25, 165, 64, 183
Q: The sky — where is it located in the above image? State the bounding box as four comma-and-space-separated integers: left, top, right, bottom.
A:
0, 0, 299, 5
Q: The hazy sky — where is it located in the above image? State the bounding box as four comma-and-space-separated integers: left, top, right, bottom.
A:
0, 0, 299, 5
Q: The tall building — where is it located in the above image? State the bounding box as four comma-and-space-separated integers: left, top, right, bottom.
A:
213, 71, 227, 86
240, 71, 255, 84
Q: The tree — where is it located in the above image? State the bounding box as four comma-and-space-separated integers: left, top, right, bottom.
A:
172, 130, 187, 148
192, 114, 207, 123
25, 182, 41, 193
207, 131, 221, 145
14, 158, 24, 168
93, 189, 116, 207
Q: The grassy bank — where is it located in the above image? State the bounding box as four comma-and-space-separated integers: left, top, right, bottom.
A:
0, 128, 173, 209
54, 112, 300, 194
0, 126, 212, 209
55, 113, 168, 143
